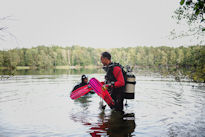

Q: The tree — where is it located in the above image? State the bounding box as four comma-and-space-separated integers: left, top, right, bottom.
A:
176, 47, 185, 64
177, 0, 205, 24
0, 51, 4, 66
173, 0, 205, 39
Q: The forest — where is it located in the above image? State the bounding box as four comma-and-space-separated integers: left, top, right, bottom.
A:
0, 45, 204, 82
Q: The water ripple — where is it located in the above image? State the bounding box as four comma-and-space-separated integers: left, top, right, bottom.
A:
0, 74, 205, 136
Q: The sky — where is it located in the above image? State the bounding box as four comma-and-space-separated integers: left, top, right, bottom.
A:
0, 0, 203, 50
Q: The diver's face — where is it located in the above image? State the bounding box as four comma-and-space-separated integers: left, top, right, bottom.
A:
101, 56, 107, 66
83, 78, 88, 83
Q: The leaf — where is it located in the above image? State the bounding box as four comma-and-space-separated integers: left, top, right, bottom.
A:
202, 28, 205, 31
194, 3, 198, 10
186, 0, 191, 5
195, 9, 200, 15
201, 18, 205, 22
180, 0, 185, 5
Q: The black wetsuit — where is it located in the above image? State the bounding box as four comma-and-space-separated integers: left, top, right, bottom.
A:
104, 62, 126, 111
72, 82, 88, 92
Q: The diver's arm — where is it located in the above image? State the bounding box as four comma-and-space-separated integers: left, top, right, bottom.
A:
113, 66, 125, 87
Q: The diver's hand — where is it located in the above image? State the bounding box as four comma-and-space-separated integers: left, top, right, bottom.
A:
102, 85, 107, 91
102, 82, 114, 91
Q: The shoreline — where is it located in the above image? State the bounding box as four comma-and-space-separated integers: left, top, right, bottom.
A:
0, 65, 102, 70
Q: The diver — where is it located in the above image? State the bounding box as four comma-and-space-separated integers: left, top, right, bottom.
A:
72, 74, 89, 92
72, 74, 95, 94
100, 52, 126, 112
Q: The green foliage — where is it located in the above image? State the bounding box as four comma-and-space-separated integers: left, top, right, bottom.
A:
0, 45, 204, 68
180, 0, 185, 5
0, 45, 204, 82
0, 51, 3, 66
175, 0, 205, 32
178, 0, 205, 22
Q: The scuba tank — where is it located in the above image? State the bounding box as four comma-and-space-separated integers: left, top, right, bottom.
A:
124, 66, 136, 99
103, 63, 136, 99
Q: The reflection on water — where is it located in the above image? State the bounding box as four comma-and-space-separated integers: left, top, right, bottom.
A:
0, 68, 104, 75
0, 70, 205, 137
70, 98, 136, 137
0, 66, 202, 83
89, 111, 136, 137
74, 95, 92, 109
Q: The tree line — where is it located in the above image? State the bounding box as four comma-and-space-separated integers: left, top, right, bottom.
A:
0, 45, 204, 82
0, 46, 101, 69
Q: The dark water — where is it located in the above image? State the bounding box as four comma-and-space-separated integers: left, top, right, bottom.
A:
0, 68, 104, 76
0, 69, 205, 137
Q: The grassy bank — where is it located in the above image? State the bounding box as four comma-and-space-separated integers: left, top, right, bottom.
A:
0, 67, 8, 69
0, 66, 31, 70
16, 66, 30, 70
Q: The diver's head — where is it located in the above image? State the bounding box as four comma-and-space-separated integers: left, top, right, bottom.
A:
101, 52, 111, 66
81, 74, 88, 83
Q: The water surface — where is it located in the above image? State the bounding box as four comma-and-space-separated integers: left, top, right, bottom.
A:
0, 70, 205, 137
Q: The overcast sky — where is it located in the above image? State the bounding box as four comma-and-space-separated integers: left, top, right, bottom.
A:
0, 0, 202, 50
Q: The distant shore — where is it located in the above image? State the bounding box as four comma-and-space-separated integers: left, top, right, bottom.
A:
0, 65, 102, 70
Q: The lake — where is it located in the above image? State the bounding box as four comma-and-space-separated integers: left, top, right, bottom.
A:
0, 69, 205, 137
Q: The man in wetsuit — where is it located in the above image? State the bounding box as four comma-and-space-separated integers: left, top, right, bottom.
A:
100, 52, 126, 112
72, 74, 88, 92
